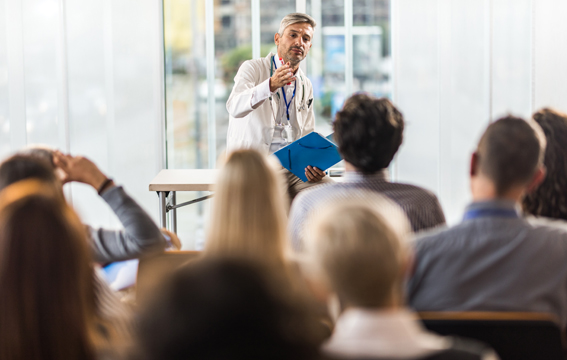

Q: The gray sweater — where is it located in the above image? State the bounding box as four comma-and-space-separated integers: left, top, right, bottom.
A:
88, 185, 166, 263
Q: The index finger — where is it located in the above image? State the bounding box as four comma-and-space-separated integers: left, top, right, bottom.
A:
52, 151, 69, 168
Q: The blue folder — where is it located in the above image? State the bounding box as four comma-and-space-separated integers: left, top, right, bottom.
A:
274, 132, 342, 182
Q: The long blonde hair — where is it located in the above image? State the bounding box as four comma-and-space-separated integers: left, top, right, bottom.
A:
206, 150, 288, 269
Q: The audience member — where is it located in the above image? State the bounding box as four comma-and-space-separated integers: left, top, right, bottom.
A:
0, 180, 105, 359
0, 151, 176, 346
206, 149, 288, 270
133, 257, 322, 360
522, 108, 567, 221
289, 93, 445, 251
408, 116, 567, 328
0, 154, 60, 192
306, 197, 497, 360
11, 148, 178, 259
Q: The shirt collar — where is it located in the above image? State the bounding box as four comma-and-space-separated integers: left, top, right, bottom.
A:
463, 199, 521, 221
465, 199, 519, 213
323, 308, 448, 359
344, 168, 390, 183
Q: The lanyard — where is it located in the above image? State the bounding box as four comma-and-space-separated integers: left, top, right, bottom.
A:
463, 208, 518, 221
272, 56, 296, 121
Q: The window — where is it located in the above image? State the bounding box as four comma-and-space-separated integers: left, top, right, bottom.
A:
221, 15, 231, 29
164, 0, 392, 246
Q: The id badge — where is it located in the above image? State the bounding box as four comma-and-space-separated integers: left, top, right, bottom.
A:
283, 124, 293, 143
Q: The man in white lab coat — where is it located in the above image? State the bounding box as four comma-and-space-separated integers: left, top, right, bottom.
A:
226, 13, 331, 201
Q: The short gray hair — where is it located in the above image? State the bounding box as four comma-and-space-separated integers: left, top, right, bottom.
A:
278, 13, 316, 36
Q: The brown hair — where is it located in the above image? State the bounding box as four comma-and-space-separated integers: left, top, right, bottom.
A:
476, 116, 545, 196
522, 108, 567, 220
206, 150, 288, 270
134, 258, 321, 360
0, 154, 59, 192
0, 180, 96, 360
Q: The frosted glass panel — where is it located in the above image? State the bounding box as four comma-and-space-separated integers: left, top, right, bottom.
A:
2, 0, 163, 232
65, 1, 113, 228
111, 0, 162, 221
66, 0, 162, 228
492, 0, 532, 119
0, 0, 9, 158
395, 0, 439, 195
22, 0, 59, 147
534, 0, 567, 113
438, 0, 488, 223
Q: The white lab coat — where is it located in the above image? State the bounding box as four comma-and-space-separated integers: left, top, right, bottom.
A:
226, 52, 315, 154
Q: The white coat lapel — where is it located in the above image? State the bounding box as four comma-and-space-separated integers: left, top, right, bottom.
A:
270, 94, 280, 125
266, 53, 280, 125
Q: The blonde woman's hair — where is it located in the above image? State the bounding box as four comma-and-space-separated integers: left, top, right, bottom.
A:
206, 150, 288, 269
306, 194, 410, 308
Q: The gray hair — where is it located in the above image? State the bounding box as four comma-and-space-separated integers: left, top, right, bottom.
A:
278, 13, 316, 36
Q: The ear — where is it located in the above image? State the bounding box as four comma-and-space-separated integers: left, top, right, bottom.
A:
525, 166, 546, 194
274, 32, 280, 46
470, 152, 479, 177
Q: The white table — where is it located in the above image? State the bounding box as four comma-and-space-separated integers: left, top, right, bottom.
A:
149, 169, 218, 231
149, 168, 344, 232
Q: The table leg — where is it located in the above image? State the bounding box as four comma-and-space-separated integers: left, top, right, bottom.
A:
169, 191, 177, 233
158, 191, 167, 229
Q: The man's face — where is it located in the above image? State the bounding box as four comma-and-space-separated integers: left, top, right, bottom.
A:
274, 22, 314, 66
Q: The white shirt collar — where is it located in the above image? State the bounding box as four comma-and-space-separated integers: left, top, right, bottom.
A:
344, 168, 390, 182
323, 308, 449, 359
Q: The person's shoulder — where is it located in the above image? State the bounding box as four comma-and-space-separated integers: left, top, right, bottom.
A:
391, 181, 440, 200
413, 221, 469, 253
523, 216, 567, 249
238, 56, 269, 74
293, 181, 339, 207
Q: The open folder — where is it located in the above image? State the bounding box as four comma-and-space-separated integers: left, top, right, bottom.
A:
273, 132, 342, 182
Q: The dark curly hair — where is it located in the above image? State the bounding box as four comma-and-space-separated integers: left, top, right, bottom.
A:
333, 94, 404, 174
522, 108, 567, 220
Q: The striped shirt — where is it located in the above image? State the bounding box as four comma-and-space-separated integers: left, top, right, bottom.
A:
288, 170, 446, 252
